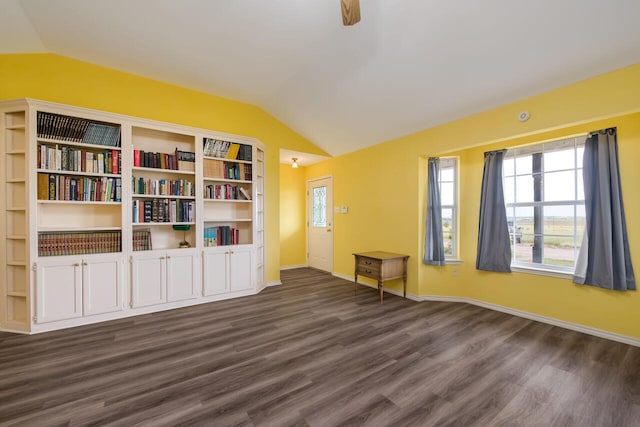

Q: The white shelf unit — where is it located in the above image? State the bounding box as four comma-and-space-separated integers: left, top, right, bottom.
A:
130, 126, 197, 252
254, 148, 265, 290
201, 148, 255, 248
1, 106, 29, 332
0, 98, 266, 334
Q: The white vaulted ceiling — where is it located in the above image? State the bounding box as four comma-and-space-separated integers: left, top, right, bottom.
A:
2, 0, 640, 157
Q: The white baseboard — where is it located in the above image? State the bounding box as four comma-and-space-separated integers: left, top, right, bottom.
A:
280, 264, 308, 271
332, 272, 640, 347
266, 280, 282, 287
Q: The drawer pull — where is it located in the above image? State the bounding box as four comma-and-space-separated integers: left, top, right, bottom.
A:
365, 261, 372, 265
365, 269, 372, 274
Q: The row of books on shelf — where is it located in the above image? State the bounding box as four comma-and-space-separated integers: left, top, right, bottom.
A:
38, 231, 122, 257
37, 112, 121, 147
203, 138, 252, 161
204, 226, 240, 247
38, 144, 121, 175
132, 199, 195, 223
132, 177, 195, 197
204, 184, 251, 201
38, 174, 122, 202
132, 229, 152, 251
133, 149, 195, 171
203, 159, 252, 181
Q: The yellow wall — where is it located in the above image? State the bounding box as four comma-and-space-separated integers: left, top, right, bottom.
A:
306, 62, 640, 339
0, 53, 328, 284
279, 164, 307, 268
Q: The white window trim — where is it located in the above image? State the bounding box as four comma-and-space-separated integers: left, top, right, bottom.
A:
511, 265, 573, 280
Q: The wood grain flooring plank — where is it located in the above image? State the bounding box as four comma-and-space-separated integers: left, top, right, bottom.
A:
0, 268, 638, 426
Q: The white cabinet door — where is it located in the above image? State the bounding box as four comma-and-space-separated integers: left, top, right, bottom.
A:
36, 259, 83, 323
131, 253, 166, 308
166, 250, 198, 302
202, 249, 228, 296
229, 248, 253, 292
83, 255, 123, 316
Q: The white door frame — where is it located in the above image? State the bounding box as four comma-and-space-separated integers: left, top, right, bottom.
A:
306, 175, 333, 273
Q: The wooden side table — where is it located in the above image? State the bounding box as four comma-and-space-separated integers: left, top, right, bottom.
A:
353, 251, 409, 304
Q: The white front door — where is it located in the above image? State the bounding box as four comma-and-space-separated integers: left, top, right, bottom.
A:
307, 176, 333, 272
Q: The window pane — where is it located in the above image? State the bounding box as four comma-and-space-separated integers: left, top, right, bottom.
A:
543, 205, 575, 236
514, 207, 533, 243
576, 145, 585, 169
432, 158, 457, 259
442, 207, 453, 256
576, 204, 586, 239
544, 170, 575, 202
507, 206, 532, 247
544, 148, 574, 172
515, 175, 534, 203
440, 167, 454, 182
503, 156, 515, 177
515, 155, 532, 175
441, 182, 454, 206
503, 176, 515, 204
577, 168, 584, 200
542, 235, 575, 269
312, 186, 326, 227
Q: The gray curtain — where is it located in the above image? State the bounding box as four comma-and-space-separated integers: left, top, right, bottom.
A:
573, 128, 635, 291
476, 150, 511, 272
424, 158, 445, 265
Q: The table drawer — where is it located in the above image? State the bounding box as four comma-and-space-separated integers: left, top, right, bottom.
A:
357, 257, 381, 277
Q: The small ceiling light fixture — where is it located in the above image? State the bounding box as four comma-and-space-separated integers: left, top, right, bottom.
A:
291, 157, 299, 168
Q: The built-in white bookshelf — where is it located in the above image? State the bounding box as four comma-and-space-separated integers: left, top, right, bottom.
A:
0, 99, 266, 334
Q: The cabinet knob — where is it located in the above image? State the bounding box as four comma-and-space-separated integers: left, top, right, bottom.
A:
72, 263, 80, 267
160, 256, 166, 260
82, 261, 88, 266
166, 256, 171, 259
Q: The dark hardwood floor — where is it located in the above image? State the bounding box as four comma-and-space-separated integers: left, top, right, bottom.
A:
1, 268, 639, 426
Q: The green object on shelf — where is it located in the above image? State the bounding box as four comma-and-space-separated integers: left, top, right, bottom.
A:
173, 224, 191, 248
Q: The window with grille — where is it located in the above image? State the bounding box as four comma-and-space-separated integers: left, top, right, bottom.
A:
438, 158, 457, 259
503, 136, 585, 272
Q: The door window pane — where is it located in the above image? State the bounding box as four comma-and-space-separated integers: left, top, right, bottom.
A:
312, 186, 327, 227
